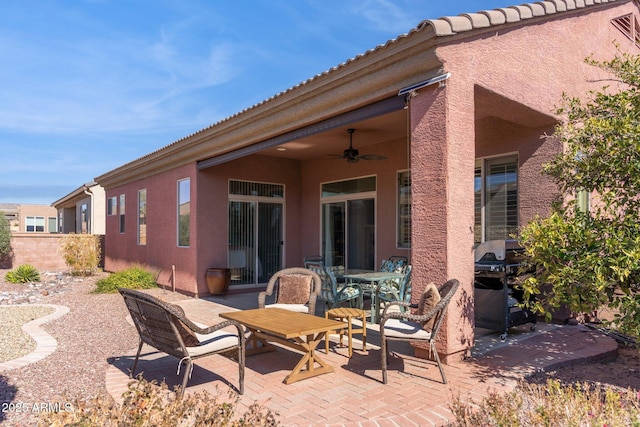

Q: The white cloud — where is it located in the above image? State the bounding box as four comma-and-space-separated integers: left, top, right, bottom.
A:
0, 12, 237, 136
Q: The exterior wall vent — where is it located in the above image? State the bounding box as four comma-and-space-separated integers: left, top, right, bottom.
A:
611, 13, 640, 49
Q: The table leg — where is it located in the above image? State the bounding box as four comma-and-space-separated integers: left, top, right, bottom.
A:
347, 316, 353, 357
283, 333, 334, 384
370, 283, 378, 324
245, 329, 277, 355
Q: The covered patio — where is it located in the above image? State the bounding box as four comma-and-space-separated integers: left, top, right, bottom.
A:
105, 288, 617, 426
96, 0, 637, 371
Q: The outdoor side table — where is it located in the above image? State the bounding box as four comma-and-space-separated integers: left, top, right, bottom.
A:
325, 307, 367, 357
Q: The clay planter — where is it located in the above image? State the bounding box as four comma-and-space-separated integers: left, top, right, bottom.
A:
205, 268, 231, 295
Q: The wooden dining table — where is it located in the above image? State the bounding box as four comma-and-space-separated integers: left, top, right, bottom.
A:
342, 271, 405, 324
219, 307, 347, 385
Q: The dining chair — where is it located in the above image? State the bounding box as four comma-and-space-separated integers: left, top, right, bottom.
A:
258, 267, 321, 314
305, 260, 363, 312
376, 265, 412, 320
371, 256, 410, 313
379, 278, 460, 384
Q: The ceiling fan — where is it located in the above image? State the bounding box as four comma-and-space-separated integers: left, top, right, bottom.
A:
329, 128, 386, 163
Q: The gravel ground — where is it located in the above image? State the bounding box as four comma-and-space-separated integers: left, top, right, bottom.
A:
0, 306, 55, 363
0, 270, 155, 426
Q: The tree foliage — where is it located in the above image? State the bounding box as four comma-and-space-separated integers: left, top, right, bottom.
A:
0, 212, 10, 259
519, 52, 640, 336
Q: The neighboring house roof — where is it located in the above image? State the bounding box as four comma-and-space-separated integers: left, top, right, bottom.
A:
52, 181, 99, 209
95, 0, 632, 189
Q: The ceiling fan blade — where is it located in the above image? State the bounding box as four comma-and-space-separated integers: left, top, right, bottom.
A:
358, 154, 387, 161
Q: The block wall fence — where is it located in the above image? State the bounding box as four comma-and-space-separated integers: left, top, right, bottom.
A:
2, 233, 105, 272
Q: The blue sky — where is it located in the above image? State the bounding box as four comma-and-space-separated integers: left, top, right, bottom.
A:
0, 0, 517, 205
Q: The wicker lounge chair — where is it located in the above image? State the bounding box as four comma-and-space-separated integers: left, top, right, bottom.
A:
379, 278, 460, 384
258, 267, 321, 314
119, 288, 245, 396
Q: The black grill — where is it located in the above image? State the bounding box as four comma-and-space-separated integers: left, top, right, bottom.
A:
474, 239, 536, 340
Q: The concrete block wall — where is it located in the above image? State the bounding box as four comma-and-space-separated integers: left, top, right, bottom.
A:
7, 234, 68, 271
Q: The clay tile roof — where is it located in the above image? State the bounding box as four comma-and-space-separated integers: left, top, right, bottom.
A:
422, 0, 620, 35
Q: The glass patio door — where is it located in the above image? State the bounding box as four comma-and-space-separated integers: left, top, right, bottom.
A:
228, 181, 284, 286
322, 198, 375, 270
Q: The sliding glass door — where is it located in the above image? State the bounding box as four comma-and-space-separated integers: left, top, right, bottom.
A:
321, 176, 376, 270
228, 181, 284, 286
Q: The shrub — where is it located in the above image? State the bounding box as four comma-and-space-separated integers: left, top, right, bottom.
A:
93, 266, 158, 294
449, 379, 640, 426
5, 264, 40, 284
59, 233, 101, 276
39, 377, 279, 426
0, 212, 10, 259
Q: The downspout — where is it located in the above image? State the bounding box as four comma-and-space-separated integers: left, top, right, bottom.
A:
83, 187, 94, 234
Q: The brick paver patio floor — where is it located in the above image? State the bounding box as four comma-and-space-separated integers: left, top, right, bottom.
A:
105, 290, 617, 426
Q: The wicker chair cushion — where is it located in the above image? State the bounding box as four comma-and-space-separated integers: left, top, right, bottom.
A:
265, 303, 310, 313
382, 318, 432, 339
417, 282, 441, 332
188, 330, 242, 357
277, 274, 312, 304
166, 302, 200, 347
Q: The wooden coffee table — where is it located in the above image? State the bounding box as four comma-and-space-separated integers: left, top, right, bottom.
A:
219, 308, 347, 384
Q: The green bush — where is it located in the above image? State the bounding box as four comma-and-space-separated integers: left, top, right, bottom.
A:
5, 264, 40, 284
0, 212, 10, 260
39, 377, 279, 426
450, 379, 640, 426
59, 233, 101, 276
93, 266, 158, 294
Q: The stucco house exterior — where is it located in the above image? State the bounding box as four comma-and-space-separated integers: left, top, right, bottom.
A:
52, 181, 106, 235
94, 0, 640, 361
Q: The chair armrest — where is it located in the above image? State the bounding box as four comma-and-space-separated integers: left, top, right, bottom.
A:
162, 300, 245, 338
381, 303, 439, 324
195, 319, 246, 340
257, 291, 267, 308
307, 291, 318, 315
381, 300, 411, 317
336, 282, 362, 297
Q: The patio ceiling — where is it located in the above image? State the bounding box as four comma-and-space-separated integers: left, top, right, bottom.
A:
257, 109, 408, 161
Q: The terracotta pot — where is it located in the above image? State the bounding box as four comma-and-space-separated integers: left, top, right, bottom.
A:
205, 268, 231, 295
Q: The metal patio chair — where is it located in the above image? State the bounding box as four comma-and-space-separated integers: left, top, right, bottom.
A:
305, 260, 363, 312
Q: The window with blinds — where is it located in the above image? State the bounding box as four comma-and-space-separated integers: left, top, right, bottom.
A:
475, 155, 518, 243
397, 170, 411, 248
228, 180, 284, 285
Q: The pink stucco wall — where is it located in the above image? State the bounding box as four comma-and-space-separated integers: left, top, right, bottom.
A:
104, 136, 411, 297
196, 155, 303, 292
300, 136, 411, 265
104, 163, 199, 294
408, 2, 639, 360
